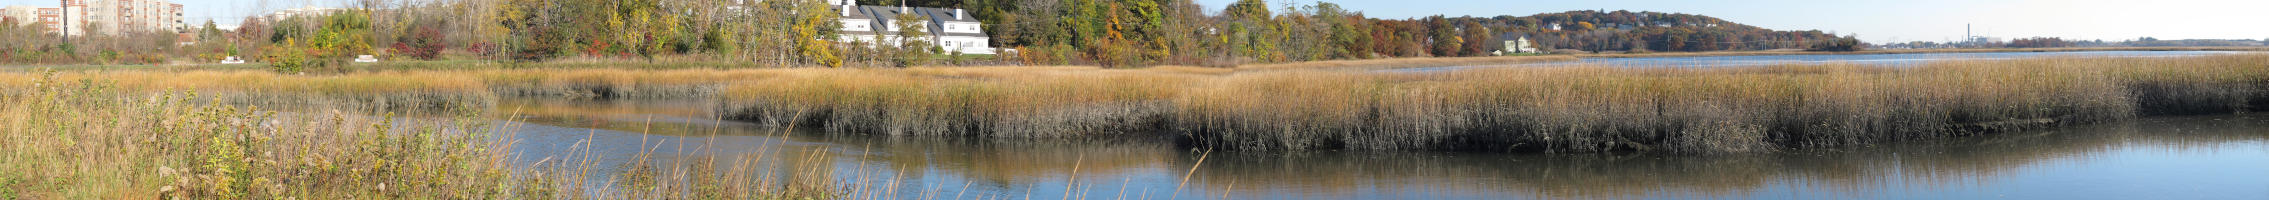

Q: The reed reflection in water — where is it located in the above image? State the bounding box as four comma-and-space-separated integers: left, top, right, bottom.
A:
493, 98, 2269, 199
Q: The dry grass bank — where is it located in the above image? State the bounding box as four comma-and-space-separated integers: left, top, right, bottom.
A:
0, 69, 766, 110
1177, 58, 2235, 152
4, 55, 2259, 153
1577, 46, 2269, 59
0, 66, 1212, 104
716, 67, 1207, 137
0, 70, 495, 111
715, 55, 2268, 153
0, 73, 857, 199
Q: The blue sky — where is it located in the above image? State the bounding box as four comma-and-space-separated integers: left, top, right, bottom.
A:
50, 0, 2269, 43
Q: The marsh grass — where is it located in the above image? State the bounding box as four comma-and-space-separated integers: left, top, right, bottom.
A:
0, 68, 765, 110
3, 54, 2259, 198
1576, 46, 2269, 58
1234, 55, 1578, 71
0, 72, 856, 199
0, 70, 498, 112
1181, 55, 2266, 152
711, 55, 2267, 153
716, 67, 1201, 138
6, 54, 2261, 154
471, 69, 769, 99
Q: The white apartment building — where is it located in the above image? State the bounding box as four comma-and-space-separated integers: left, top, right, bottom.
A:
0, 0, 185, 36
1, 6, 68, 35
0, 6, 34, 23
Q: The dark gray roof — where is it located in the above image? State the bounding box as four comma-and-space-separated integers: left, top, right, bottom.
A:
838, 5, 988, 38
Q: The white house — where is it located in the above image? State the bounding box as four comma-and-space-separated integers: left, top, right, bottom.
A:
1503, 36, 1537, 54
828, 0, 994, 55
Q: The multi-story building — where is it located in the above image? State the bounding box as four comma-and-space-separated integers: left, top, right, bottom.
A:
0, 0, 184, 36
827, 0, 994, 55
1, 6, 69, 36
1, 6, 30, 23
75, 0, 188, 35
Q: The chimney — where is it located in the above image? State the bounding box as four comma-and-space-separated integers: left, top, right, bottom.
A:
840, 3, 850, 17
900, 5, 908, 14
955, 8, 963, 20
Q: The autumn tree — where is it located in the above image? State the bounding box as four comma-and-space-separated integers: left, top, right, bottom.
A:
1426, 16, 1461, 56
393, 19, 446, 60
613, 0, 679, 60
233, 18, 270, 58
498, 0, 569, 62
1459, 21, 1492, 56
791, 0, 844, 67
309, 11, 374, 66
198, 20, 225, 42
1223, 0, 1271, 22
890, 11, 935, 67
1314, 2, 1371, 59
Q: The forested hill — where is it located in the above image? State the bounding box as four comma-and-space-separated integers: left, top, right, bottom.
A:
3, 0, 1871, 68
877, 1, 1851, 54
1464, 10, 1850, 52
276, 0, 1860, 69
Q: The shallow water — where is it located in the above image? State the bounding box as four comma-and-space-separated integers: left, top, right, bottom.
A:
488, 98, 2269, 199
1392, 51, 2258, 72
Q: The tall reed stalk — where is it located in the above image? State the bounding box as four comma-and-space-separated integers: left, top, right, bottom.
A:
0, 71, 849, 199
712, 55, 2268, 153
1176, 56, 2265, 152
4, 55, 2260, 153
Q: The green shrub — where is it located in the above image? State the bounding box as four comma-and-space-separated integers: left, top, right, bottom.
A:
263, 39, 313, 73
1810, 36, 1866, 52
310, 11, 373, 65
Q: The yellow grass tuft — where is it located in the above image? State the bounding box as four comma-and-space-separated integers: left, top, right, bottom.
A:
0, 72, 847, 199
3, 54, 2260, 153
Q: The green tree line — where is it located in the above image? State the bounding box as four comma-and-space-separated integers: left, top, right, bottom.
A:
5, 0, 1867, 68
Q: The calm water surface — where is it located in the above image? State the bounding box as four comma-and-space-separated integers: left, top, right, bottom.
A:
485, 98, 2269, 199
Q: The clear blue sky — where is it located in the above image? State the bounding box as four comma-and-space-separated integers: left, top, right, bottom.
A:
47, 0, 2268, 43
1194, 0, 2269, 43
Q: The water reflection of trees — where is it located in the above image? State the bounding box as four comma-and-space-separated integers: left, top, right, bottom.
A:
503, 98, 2262, 199
799, 135, 1177, 186
1172, 115, 2266, 199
